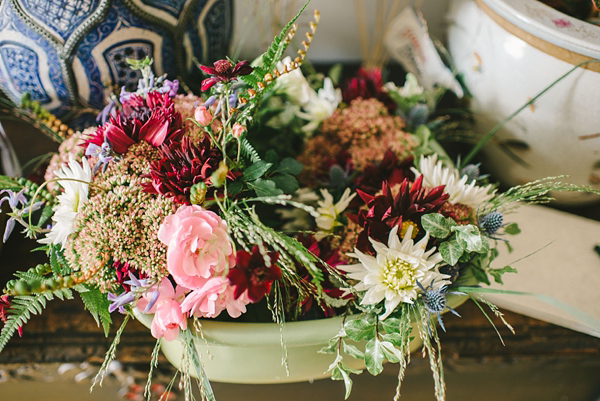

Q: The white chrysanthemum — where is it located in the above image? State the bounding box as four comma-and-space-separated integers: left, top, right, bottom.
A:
315, 188, 356, 240
342, 225, 450, 319
39, 157, 92, 247
411, 154, 495, 208
384, 73, 424, 97
274, 56, 313, 106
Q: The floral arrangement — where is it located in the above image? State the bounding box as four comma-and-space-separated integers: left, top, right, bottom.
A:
0, 4, 596, 401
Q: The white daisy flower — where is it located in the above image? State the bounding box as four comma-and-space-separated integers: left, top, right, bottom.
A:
411, 154, 495, 208
315, 188, 356, 240
274, 56, 314, 106
39, 157, 92, 247
296, 78, 341, 133
342, 225, 450, 319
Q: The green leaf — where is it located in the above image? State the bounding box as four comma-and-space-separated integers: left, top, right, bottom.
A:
504, 223, 521, 235
344, 318, 376, 342
421, 214, 456, 238
381, 317, 403, 334
380, 341, 401, 363
243, 161, 273, 181
471, 266, 491, 285
452, 225, 484, 252
381, 332, 405, 347
488, 266, 518, 284
439, 239, 464, 266
318, 338, 338, 354
364, 338, 385, 376
247, 179, 284, 197
343, 342, 365, 360
331, 365, 354, 400
227, 181, 243, 197
265, 149, 279, 165
277, 157, 303, 175
270, 173, 299, 194
79, 286, 112, 337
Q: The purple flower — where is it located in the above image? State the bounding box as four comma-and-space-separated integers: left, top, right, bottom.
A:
86, 137, 115, 173
160, 79, 179, 97
1, 189, 44, 243
107, 291, 135, 314
96, 100, 116, 125
107, 272, 160, 314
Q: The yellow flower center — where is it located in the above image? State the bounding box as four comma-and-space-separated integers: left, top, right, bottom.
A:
382, 258, 416, 292
400, 220, 419, 239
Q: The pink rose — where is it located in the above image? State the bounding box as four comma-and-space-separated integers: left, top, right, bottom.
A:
136, 278, 188, 341
158, 205, 235, 290
194, 106, 213, 126
180, 276, 250, 319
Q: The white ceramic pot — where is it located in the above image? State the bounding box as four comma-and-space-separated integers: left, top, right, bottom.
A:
447, 0, 600, 205
134, 294, 466, 384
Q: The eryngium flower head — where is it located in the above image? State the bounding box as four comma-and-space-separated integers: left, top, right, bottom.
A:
352, 176, 449, 254
142, 136, 225, 205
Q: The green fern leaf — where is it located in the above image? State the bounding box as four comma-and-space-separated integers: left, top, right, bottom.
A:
13, 271, 45, 282
79, 286, 112, 337
240, 138, 262, 163
0, 289, 71, 354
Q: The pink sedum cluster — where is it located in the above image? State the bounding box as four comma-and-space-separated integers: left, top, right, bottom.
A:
157, 205, 249, 322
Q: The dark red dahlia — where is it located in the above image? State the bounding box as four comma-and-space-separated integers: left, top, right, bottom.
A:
200, 59, 253, 91
342, 66, 396, 113
0, 294, 22, 337
86, 92, 184, 154
352, 176, 449, 254
142, 136, 228, 205
227, 246, 282, 302
354, 151, 415, 196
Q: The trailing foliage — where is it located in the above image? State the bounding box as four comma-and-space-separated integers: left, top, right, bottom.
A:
91, 314, 130, 391
0, 288, 73, 354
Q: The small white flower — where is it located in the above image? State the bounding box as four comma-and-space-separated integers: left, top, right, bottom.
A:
411, 154, 495, 208
385, 73, 424, 97
39, 157, 92, 247
342, 225, 450, 319
274, 56, 314, 106
296, 78, 341, 133
315, 188, 356, 240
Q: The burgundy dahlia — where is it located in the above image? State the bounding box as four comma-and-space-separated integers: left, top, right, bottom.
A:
354, 151, 415, 196
142, 136, 226, 205
227, 246, 282, 302
352, 176, 449, 254
342, 66, 396, 113
200, 59, 253, 91
86, 92, 184, 154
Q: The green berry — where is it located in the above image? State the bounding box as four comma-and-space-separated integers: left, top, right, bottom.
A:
14, 281, 29, 295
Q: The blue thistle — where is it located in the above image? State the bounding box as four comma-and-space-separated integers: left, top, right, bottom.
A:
460, 163, 480, 184
417, 280, 463, 332
479, 211, 504, 236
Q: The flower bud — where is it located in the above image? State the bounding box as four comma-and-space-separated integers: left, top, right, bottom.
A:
232, 123, 246, 139
194, 106, 213, 126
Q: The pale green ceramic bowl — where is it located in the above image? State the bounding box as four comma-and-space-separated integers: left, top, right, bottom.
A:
134, 294, 467, 384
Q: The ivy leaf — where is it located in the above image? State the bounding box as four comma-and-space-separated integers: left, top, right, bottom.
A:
269, 173, 299, 194
277, 157, 303, 175
504, 223, 521, 235
381, 332, 405, 347
343, 342, 365, 360
439, 239, 464, 266
330, 363, 360, 400
247, 179, 283, 197
421, 213, 456, 238
380, 341, 401, 363
344, 318, 376, 342
381, 317, 403, 334
488, 266, 518, 284
242, 161, 273, 181
452, 225, 484, 252
364, 338, 385, 376
318, 338, 338, 354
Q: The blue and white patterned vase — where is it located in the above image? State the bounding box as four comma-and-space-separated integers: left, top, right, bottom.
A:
0, 0, 233, 121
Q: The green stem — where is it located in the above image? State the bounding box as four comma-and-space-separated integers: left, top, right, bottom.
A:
460, 59, 600, 169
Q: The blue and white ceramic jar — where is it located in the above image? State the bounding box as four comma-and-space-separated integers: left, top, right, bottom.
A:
0, 0, 233, 120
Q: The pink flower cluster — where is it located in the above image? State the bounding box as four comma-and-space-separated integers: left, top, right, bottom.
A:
140, 205, 250, 341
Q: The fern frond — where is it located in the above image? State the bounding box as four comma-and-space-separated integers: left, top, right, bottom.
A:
240, 138, 262, 163
0, 288, 72, 354
13, 270, 45, 282
79, 286, 112, 337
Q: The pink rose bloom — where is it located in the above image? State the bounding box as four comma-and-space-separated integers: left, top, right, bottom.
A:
137, 278, 188, 341
180, 276, 250, 319
159, 205, 235, 290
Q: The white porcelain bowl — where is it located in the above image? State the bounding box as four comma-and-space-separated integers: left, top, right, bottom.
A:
134, 294, 467, 384
447, 0, 600, 205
